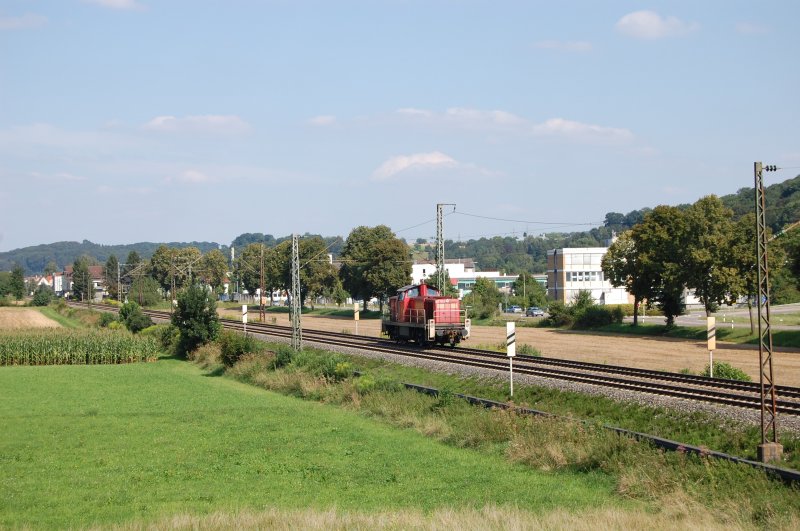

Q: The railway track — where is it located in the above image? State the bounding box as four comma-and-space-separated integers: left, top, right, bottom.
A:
77, 302, 800, 416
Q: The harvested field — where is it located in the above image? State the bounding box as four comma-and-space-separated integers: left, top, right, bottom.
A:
220, 309, 800, 387
0, 308, 60, 330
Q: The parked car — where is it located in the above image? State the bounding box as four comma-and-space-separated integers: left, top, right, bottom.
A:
508, 305, 523, 313
526, 307, 544, 317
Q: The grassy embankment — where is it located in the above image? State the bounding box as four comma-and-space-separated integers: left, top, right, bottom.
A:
205, 340, 800, 528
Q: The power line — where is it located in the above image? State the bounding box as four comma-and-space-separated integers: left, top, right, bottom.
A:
453, 211, 602, 227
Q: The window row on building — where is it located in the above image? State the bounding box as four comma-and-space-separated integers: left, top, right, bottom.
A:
565, 271, 605, 282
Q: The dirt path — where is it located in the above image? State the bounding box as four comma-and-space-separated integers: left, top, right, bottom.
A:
0, 307, 60, 330
221, 309, 800, 387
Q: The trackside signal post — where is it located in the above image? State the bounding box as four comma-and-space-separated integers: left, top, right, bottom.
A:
507, 322, 516, 397
353, 303, 359, 335
754, 161, 782, 463
242, 304, 248, 335
707, 317, 715, 378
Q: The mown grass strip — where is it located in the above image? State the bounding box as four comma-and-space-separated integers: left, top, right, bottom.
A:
36, 306, 81, 329
0, 360, 621, 528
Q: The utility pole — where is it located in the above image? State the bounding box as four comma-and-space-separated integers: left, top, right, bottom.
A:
117, 261, 121, 303
291, 234, 302, 351
171, 254, 176, 315
259, 245, 266, 323
754, 161, 782, 463
436, 203, 456, 292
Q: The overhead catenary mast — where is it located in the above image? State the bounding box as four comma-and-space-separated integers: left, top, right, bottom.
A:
436, 203, 456, 292
291, 233, 302, 351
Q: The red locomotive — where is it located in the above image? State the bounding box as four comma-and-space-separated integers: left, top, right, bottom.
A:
381, 283, 471, 346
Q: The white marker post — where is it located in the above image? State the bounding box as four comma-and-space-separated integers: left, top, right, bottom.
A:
506, 322, 516, 397
353, 302, 360, 336
242, 304, 248, 335
707, 316, 716, 378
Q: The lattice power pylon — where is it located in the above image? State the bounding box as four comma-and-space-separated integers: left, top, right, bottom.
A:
290, 233, 302, 351
436, 204, 455, 291
754, 161, 782, 462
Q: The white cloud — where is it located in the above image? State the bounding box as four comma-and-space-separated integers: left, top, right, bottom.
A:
396, 108, 434, 118
615, 10, 698, 40
0, 13, 47, 30
308, 115, 336, 126
371, 151, 458, 181
173, 169, 214, 184
534, 40, 593, 52
532, 118, 634, 143
42, 171, 88, 182
143, 115, 251, 134
0, 123, 132, 151
394, 107, 526, 130
82, 0, 145, 10
736, 22, 769, 35
95, 184, 152, 195
390, 107, 635, 145
445, 108, 527, 127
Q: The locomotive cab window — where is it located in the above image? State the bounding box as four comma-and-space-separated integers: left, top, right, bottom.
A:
427, 288, 439, 296
408, 288, 419, 297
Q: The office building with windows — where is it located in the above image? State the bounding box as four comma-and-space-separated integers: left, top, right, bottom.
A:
546, 247, 631, 305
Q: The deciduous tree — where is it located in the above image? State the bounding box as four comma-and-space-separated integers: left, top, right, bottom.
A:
601, 231, 656, 325
339, 225, 411, 310
70, 257, 94, 302
10, 264, 25, 300
104, 254, 120, 300
198, 249, 228, 293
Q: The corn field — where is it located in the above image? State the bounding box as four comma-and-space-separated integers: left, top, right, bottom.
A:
0, 329, 159, 365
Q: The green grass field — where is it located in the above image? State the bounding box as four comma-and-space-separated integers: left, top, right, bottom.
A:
0, 359, 620, 528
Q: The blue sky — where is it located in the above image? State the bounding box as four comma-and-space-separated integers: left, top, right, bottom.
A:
1, 0, 798, 252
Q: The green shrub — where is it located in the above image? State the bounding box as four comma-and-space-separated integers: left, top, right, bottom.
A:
118, 302, 153, 334
544, 301, 573, 327
140, 324, 180, 354
171, 284, 220, 356
574, 305, 623, 328
334, 361, 353, 381
517, 344, 540, 356
30, 285, 54, 307
434, 387, 456, 409
108, 321, 124, 330
702, 362, 752, 382
219, 330, 263, 366
355, 374, 376, 394
271, 344, 296, 369
97, 312, 117, 328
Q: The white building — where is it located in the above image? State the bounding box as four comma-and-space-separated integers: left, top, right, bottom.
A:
546, 247, 631, 305
411, 258, 475, 285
